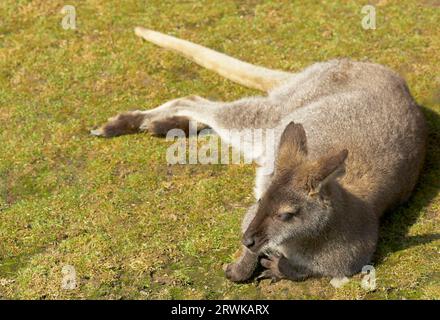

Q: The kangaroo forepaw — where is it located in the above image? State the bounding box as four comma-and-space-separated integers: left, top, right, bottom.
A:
224, 248, 259, 283
258, 255, 284, 283
259, 254, 310, 282
224, 262, 255, 283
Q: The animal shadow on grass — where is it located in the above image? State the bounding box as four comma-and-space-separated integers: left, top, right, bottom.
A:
374, 106, 440, 264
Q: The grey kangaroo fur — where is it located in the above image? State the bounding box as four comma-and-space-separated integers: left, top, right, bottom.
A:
92, 28, 427, 283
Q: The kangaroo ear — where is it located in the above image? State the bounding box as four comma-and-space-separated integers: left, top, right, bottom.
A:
276, 122, 308, 171
308, 149, 348, 195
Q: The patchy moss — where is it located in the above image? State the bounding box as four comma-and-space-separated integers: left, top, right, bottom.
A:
0, 0, 438, 299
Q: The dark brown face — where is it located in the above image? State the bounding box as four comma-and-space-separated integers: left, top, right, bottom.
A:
242, 121, 348, 253
242, 173, 309, 253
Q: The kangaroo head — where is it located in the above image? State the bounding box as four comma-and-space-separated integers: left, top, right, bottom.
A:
242, 122, 348, 254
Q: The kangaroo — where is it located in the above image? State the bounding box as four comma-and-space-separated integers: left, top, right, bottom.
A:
91, 27, 427, 282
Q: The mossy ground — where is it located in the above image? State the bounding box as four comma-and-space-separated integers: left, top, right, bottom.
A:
0, 0, 439, 299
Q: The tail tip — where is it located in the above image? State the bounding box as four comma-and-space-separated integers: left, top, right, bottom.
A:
134, 26, 147, 37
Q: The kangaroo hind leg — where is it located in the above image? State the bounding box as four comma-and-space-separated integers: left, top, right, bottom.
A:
90, 96, 212, 138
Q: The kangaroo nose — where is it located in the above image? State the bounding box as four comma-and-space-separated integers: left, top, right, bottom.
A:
242, 236, 255, 249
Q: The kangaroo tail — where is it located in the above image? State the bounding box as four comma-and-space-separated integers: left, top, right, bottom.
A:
134, 27, 292, 92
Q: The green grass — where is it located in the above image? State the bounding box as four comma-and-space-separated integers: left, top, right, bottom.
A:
0, 0, 439, 299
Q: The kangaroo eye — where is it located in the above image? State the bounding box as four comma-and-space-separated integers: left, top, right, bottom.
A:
277, 212, 293, 221
277, 209, 299, 222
